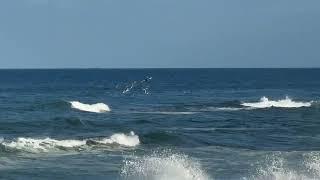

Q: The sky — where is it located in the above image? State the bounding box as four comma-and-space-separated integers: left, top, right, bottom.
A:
0, 0, 319, 68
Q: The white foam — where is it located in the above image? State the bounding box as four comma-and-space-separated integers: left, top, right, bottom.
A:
199, 106, 256, 112
0, 132, 139, 153
121, 151, 209, 180
215, 107, 244, 111
70, 101, 111, 113
250, 153, 320, 180
96, 131, 140, 147
241, 96, 312, 109
214, 107, 255, 111
1, 137, 86, 152
305, 152, 320, 177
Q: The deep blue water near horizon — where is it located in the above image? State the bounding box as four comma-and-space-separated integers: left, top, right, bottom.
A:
1, 68, 320, 180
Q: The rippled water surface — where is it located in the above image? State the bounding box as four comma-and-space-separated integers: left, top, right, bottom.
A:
1, 69, 320, 180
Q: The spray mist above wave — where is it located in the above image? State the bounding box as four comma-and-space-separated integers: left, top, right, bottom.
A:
122, 76, 152, 95
241, 96, 313, 109
70, 101, 111, 113
249, 152, 320, 180
121, 150, 209, 180
0, 131, 139, 153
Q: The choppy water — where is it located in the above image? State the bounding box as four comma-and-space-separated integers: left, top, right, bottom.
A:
0, 69, 320, 180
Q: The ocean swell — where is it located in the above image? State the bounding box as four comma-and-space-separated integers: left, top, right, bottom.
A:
70, 101, 111, 113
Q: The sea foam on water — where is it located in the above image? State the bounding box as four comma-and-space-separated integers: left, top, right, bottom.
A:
248, 152, 320, 180
0, 131, 139, 153
70, 101, 111, 113
96, 131, 140, 147
241, 96, 312, 109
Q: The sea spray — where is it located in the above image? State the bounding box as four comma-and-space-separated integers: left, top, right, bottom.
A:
248, 153, 320, 180
122, 76, 152, 95
121, 150, 209, 180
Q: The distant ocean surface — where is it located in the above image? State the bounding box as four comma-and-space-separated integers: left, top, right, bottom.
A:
1, 68, 320, 180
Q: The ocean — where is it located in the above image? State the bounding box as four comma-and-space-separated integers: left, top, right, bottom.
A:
0, 68, 320, 180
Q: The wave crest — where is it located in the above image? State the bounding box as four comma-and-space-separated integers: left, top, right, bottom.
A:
95, 131, 140, 147
70, 101, 111, 113
241, 96, 312, 109
0, 132, 139, 153
121, 151, 209, 180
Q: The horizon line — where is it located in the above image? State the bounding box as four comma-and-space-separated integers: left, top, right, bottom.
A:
0, 67, 320, 70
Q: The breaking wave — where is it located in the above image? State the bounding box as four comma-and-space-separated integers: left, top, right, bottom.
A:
121, 151, 209, 180
241, 96, 313, 109
0, 131, 139, 153
70, 101, 111, 113
249, 152, 320, 180
93, 131, 140, 147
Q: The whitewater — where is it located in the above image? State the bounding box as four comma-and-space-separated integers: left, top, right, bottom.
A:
241, 96, 313, 109
1, 69, 320, 180
70, 101, 111, 113
0, 131, 139, 153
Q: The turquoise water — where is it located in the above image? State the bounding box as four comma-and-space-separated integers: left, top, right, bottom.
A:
0, 69, 320, 180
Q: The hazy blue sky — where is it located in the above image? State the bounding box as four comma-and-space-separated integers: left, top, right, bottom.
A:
0, 0, 319, 68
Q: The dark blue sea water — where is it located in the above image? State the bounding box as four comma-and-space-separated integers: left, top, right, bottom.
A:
1, 69, 320, 180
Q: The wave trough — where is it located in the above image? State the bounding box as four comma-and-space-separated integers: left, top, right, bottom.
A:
0, 131, 139, 153
241, 96, 312, 109
70, 101, 111, 113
